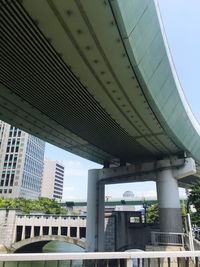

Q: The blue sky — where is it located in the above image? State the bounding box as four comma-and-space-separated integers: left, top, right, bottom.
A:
45, 1, 200, 201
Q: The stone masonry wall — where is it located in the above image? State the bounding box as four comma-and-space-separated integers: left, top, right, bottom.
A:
0, 209, 16, 248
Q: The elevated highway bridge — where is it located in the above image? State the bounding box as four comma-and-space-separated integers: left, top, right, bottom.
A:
1, 0, 200, 251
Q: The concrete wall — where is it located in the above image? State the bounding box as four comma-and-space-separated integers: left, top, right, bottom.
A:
104, 215, 115, 251
112, 211, 159, 251
0, 209, 17, 247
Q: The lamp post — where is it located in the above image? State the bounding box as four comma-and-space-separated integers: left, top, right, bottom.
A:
105, 196, 111, 202
143, 199, 148, 224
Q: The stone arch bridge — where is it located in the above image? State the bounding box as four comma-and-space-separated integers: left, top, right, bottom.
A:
0, 209, 86, 252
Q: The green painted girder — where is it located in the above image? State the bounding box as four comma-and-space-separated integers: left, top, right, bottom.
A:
110, 0, 200, 163
64, 199, 187, 207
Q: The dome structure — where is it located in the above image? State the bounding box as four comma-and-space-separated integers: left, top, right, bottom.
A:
123, 191, 134, 199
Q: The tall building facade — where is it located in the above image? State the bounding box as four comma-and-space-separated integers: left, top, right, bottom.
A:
41, 160, 64, 200
0, 121, 45, 199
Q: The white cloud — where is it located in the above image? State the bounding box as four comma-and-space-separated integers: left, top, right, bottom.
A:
62, 194, 85, 201
67, 168, 88, 177
135, 190, 157, 198
67, 160, 81, 166
63, 186, 74, 192
61, 160, 88, 178
62, 185, 86, 201
62, 195, 76, 201
62, 186, 75, 199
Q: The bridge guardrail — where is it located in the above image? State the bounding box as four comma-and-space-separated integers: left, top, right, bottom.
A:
151, 232, 185, 246
0, 251, 200, 267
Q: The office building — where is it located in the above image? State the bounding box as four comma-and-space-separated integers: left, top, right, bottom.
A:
0, 121, 45, 199
41, 160, 64, 200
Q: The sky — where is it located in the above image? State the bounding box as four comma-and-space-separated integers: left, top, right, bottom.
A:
45, 1, 200, 201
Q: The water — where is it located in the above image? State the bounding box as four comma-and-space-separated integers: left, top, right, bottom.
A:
2, 241, 84, 267
43, 241, 84, 253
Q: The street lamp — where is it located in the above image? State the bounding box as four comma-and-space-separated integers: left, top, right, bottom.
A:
105, 196, 111, 202
143, 199, 148, 224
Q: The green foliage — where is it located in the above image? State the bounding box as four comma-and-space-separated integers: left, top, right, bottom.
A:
146, 204, 159, 224
181, 205, 186, 217
146, 202, 187, 224
71, 210, 79, 216
60, 207, 67, 215
188, 182, 200, 211
0, 197, 67, 215
188, 182, 200, 225
0, 198, 17, 209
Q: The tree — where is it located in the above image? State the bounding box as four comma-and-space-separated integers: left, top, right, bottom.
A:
0, 197, 67, 215
17, 198, 33, 214
146, 204, 159, 224
188, 181, 200, 225
188, 182, 200, 211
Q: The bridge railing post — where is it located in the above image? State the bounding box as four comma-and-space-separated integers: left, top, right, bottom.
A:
39, 226, 42, 236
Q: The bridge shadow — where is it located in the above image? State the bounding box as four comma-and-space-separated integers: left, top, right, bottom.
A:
11, 235, 85, 253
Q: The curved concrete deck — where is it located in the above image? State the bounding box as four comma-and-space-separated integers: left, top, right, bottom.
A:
110, 0, 200, 162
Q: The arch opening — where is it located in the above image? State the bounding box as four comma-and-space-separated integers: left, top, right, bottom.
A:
11, 235, 85, 253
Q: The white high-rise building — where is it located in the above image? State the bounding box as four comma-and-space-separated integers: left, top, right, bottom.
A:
0, 121, 45, 199
41, 160, 64, 200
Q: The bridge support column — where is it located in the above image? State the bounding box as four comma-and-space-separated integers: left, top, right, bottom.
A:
156, 168, 182, 233
156, 158, 196, 233
86, 169, 105, 252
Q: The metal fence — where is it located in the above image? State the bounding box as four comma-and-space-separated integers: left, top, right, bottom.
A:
151, 231, 185, 246
1, 251, 200, 267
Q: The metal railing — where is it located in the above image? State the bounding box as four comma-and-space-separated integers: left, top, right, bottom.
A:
1, 251, 200, 267
151, 231, 185, 246
194, 238, 200, 250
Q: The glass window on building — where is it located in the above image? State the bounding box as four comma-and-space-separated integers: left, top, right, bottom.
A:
10, 174, 14, 186
5, 178, 9, 186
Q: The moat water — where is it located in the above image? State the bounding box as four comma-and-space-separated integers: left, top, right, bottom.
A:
3, 241, 84, 267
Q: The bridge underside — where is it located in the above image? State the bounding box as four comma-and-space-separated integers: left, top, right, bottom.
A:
14, 241, 49, 253
1, 1, 200, 183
